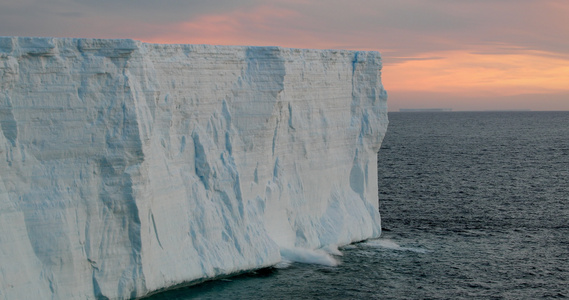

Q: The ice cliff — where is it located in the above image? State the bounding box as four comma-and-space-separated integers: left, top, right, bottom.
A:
0, 37, 388, 299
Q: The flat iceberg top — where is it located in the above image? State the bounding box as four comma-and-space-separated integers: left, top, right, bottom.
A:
0, 36, 387, 299
0, 36, 381, 60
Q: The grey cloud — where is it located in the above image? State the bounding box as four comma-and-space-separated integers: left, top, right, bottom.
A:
284, 0, 568, 57
0, 0, 260, 38
71, 0, 260, 23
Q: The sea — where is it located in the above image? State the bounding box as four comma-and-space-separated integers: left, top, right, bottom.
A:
148, 111, 569, 299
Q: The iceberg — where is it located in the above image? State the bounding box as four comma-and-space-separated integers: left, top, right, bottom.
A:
0, 37, 388, 299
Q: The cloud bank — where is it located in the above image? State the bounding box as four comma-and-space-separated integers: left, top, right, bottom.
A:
1, 0, 567, 110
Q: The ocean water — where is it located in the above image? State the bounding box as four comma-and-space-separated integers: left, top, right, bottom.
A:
148, 111, 569, 299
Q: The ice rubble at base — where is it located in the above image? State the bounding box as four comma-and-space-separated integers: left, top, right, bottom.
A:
0, 37, 388, 299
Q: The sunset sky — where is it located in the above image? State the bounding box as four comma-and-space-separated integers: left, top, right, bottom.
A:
1, 0, 567, 111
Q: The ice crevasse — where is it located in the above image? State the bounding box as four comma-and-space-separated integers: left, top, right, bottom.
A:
0, 37, 388, 299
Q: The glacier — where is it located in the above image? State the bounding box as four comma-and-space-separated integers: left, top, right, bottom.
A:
0, 37, 388, 299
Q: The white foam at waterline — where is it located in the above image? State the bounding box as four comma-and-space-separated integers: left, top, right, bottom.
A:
322, 244, 343, 256
365, 239, 430, 253
274, 260, 292, 269
280, 247, 339, 266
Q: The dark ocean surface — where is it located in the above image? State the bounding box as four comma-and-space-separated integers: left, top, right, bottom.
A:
149, 111, 569, 299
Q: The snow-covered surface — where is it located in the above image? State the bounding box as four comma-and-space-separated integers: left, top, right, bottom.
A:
0, 37, 388, 299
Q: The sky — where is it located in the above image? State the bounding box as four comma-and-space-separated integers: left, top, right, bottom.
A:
1, 0, 568, 111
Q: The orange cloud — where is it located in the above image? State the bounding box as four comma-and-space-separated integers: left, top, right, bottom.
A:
384, 49, 569, 97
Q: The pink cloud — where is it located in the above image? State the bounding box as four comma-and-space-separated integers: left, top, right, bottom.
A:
143, 5, 314, 47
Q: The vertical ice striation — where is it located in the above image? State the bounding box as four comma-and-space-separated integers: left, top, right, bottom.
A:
0, 37, 388, 299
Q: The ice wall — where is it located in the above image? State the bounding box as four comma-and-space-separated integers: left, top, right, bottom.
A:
0, 37, 388, 299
